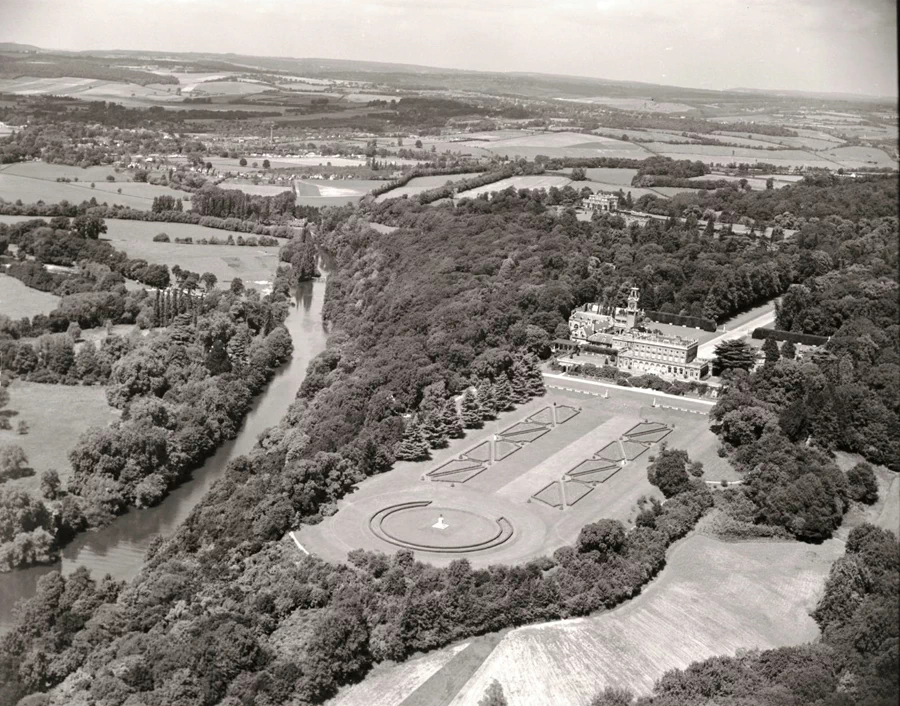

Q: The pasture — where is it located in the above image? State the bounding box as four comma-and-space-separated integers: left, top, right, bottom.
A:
298, 387, 724, 569
457, 175, 573, 198
374, 173, 483, 201
0, 380, 119, 497
0, 274, 60, 318
441, 536, 842, 705
99, 219, 282, 288
0, 162, 186, 210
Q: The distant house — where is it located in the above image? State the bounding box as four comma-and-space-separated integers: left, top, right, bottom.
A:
583, 192, 618, 212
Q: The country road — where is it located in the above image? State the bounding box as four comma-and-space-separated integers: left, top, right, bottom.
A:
698, 305, 777, 358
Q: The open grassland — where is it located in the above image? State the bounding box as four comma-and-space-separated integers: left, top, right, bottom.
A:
440, 536, 842, 705
562, 96, 695, 113
0, 274, 60, 318
712, 131, 844, 150
834, 452, 900, 536
217, 180, 295, 196
0, 380, 119, 496
100, 219, 281, 287
329, 643, 471, 706
374, 173, 483, 201
0, 162, 186, 210
458, 175, 573, 198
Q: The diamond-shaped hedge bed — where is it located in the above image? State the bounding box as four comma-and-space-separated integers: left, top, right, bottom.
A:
595, 441, 625, 463
464, 441, 491, 463
564, 480, 593, 505
570, 466, 621, 484
621, 439, 650, 460
428, 458, 484, 478
532, 482, 563, 508
500, 421, 548, 438
568, 458, 621, 478
494, 440, 521, 461
554, 405, 579, 424
526, 406, 555, 426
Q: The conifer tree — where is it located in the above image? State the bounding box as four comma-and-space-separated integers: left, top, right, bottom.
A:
524, 354, 546, 396
781, 339, 797, 360
460, 389, 483, 428
509, 361, 531, 404
422, 411, 448, 449
476, 378, 497, 420
441, 398, 464, 439
394, 417, 430, 461
493, 376, 514, 412
762, 336, 780, 365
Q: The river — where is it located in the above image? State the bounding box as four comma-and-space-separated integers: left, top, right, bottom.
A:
0, 268, 330, 635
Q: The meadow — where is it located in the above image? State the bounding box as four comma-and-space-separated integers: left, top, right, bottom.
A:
335, 535, 842, 705
374, 173, 483, 201
99, 219, 282, 287
0, 162, 186, 210
445, 536, 842, 705
0, 380, 119, 497
0, 274, 60, 318
457, 175, 574, 198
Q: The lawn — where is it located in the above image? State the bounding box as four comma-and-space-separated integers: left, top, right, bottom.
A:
0, 380, 119, 496
298, 388, 730, 569
0, 274, 60, 318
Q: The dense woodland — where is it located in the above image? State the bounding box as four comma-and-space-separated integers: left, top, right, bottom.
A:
0, 171, 895, 704
0, 215, 298, 570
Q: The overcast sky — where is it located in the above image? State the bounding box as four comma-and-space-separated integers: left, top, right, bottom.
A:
2, 0, 897, 97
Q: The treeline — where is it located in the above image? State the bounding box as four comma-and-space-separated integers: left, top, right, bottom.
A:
0, 198, 314, 234
639, 173, 899, 224
191, 184, 298, 223
2, 216, 171, 288
632, 524, 898, 706
369, 163, 489, 198
0, 456, 712, 704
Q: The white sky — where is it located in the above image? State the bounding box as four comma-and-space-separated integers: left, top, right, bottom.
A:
2, 0, 897, 97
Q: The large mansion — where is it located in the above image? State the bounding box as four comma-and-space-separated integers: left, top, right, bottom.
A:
558, 287, 709, 381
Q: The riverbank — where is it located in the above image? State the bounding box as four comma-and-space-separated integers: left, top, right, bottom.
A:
0, 274, 330, 633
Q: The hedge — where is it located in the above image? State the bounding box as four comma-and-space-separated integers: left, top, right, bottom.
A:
751, 327, 829, 345
645, 311, 717, 332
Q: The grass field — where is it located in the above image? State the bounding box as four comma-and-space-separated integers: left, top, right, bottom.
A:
0, 215, 285, 289
458, 175, 573, 198
375, 173, 483, 201
0, 380, 119, 496
299, 388, 727, 568
442, 536, 842, 705
329, 643, 471, 706
0, 162, 186, 210
99, 219, 281, 287
0, 274, 60, 318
